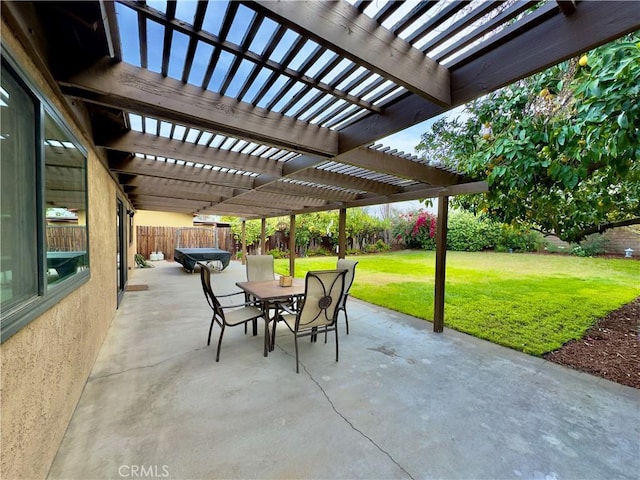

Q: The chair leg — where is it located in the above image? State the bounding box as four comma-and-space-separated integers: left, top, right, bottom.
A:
208, 317, 215, 346
216, 325, 226, 362
335, 326, 339, 363
271, 315, 278, 351
344, 309, 350, 335
294, 333, 300, 374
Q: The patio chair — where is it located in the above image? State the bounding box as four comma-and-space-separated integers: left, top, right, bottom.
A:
247, 254, 300, 318
245, 254, 276, 332
245, 254, 275, 282
273, 269, 347, 373
336, 259, 358, 335
199, 262, 265, 362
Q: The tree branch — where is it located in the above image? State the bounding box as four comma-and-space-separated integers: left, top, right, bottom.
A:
574, 218, 640, 243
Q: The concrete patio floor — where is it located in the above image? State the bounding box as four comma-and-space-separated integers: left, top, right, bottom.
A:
48, 260, 639, 480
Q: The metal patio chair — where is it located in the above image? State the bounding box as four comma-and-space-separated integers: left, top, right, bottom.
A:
336, 259, 359, 335
272, 269, 347, 373
245, 254, 276, 282
199, 262, 265, 361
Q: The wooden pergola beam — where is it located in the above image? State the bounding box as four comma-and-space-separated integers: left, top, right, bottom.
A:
250, 0, 451, 107
121, 176, 236, 198
109, 156, 255, 190
221, 196, 324, 212
98, 131, 284, 177
60, 59, 339, 157
224, 191, 329, 209
198, 204, 286, 218
338, 0, 640, 153
452, 0, 640, 104
556, 0, 576, 16
288, 169, 402, 196
338, 148, 462, 186
126, 186, 223, 204
129, 195, 210, 210
257, 182, 359, 203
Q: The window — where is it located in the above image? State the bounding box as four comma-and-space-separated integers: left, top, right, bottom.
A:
1, 51, 89, 342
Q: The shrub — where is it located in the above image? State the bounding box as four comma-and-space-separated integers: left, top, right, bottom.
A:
543, 234, 609, 257
447, 211, 499, 251
495, 225, 541, 252
393, 209, 544, 253
392, 211, 437, 250
543, 242, 570, 255
572, 234, 609, 257
267, 248, 288, 259
364, 239, 391, 254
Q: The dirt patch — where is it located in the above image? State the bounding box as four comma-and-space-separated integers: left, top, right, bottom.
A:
544, 297, 639, 389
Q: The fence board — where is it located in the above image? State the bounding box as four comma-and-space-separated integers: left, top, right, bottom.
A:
136, 226, 232, 260
46, 226, 87, 251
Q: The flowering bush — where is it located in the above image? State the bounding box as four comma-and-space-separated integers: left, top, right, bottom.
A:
392, 211, 437, 250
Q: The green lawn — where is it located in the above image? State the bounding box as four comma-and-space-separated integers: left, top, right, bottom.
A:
274, 251, 639, 355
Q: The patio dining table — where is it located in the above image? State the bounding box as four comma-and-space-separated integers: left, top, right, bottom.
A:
235, 278, 305, 357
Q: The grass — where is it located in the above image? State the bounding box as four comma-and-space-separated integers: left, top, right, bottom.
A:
274, 251, 639, 355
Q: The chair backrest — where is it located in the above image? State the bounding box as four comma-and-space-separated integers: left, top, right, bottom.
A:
296, 270, 346, 330
199, 262, 224, 318
246, 255, 275, 282
336, 259, 358, 297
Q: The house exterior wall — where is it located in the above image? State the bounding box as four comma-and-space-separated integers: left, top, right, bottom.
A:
1, 21, 130, 480
136, 210, 194, 227
602, 226, 640, 256
543, 226, 640, 256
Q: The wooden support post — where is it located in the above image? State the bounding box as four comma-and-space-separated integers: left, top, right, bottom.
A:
433, 196, 449, 332
289, 214, 296, 277
338, 208, 346, 259
260, 218, 266, 254
241, 219, 247, 266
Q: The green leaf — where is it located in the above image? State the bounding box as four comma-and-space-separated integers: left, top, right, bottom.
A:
558, 130, 566, 146
617, 112, 629, 128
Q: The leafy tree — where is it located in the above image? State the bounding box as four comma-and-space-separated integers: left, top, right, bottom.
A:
222, 208, 389, 253
417, 36, 640, 243
346, 208, 390, 250
221, 216, 277, 247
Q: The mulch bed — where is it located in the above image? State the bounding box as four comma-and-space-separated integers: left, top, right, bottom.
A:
544, 297, 639, 389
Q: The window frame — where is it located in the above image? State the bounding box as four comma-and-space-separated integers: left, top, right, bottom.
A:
1, 47, 90, 343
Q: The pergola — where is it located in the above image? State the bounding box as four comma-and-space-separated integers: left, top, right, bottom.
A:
4, 0, 637, 330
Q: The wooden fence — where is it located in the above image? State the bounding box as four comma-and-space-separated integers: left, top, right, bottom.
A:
543, 226, 640, 256
136, 226, 233, 260
46, 226, 87, 251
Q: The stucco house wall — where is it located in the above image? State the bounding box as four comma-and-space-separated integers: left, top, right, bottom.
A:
136, 210, 194, 227
0, 21, 133, 480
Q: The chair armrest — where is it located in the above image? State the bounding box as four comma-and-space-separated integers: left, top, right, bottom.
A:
217, 291, 246, 299
275, 301, 298, 315
221, 301, 262, 310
